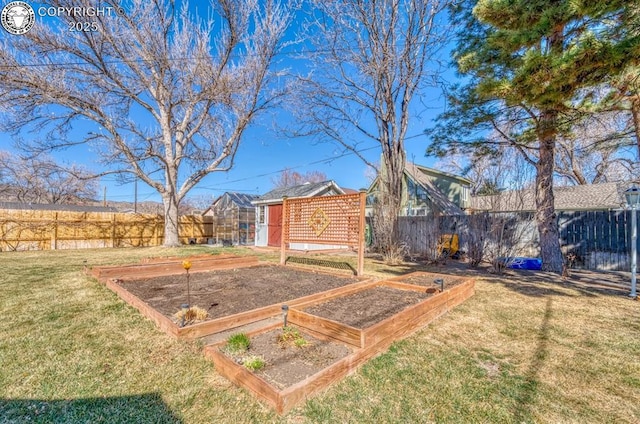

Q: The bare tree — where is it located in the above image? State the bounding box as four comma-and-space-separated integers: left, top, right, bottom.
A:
270, 168, 327, 189
435, 138, 536, 195
0, 0, 290, 246
179, 194, 217, 215
555, 111, 638, 185
0, 151, 98, 204
292, 0, 449, 263
604, 64, 640, 161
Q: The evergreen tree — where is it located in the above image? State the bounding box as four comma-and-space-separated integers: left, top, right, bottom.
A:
428, 0, 640, 272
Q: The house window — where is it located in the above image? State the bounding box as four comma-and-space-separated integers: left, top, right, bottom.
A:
462, 186, 469, 202
407, 178, 429, 206
258, 206, 266, 224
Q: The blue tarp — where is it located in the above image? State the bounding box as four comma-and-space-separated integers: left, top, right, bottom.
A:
499, 257, 543, 270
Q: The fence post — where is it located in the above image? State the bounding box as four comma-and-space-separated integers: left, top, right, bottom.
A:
280, 196, 288, 266
155, 218, 161, 246
357, 190, 366, 276
111, 213, 117, 248
50, 212, 58, 250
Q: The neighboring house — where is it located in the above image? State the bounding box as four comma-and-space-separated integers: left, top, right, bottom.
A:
252, 180, 345, 248
470, 182, 628, 213
0, 201, 118, 213
366, 162, 472, 216
202, 192, 258, 245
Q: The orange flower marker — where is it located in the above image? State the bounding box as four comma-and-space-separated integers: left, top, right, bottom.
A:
182, 260, 192, 307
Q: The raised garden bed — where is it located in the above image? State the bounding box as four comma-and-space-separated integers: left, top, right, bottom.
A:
205, 276, 476, 414
94, 257, 371, 339
94, 256, 475, 414
220, 325, 354, 390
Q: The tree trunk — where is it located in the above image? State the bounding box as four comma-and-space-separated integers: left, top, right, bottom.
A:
536, 111, 564, 273
373, 149, 405, 263
162, 193, 181, 247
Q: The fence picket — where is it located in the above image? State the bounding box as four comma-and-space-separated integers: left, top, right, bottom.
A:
371, 209, 635, 271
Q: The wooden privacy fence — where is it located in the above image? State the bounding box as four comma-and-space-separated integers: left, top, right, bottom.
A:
0, 208, 213, 251
368, 210, 638, 271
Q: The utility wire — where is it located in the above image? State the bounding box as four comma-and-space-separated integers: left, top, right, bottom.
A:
98, 132, 426, 197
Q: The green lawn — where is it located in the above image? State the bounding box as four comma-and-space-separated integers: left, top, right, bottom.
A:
1, 247, 639, 423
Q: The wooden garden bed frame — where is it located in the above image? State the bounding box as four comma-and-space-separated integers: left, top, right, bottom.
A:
93, 256, 374, 340
204, 274, 475, 414
89, 254, 257, 281
93, 257, 474, 413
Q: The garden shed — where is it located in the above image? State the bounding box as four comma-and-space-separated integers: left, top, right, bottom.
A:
203, 192, 258, 245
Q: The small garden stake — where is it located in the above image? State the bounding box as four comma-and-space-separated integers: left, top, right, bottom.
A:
281, 304, 289, 328
182, 260, 192, 307
180, 303, 189, 327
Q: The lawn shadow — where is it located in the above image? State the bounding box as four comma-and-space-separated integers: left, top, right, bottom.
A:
512, 297, 553, 423
379, 259, 633, 299
0, 393, 181, 423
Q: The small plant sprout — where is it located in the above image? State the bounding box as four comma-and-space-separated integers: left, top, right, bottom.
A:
182, 259, 192, 306
277, 326, 310, 349
243, 355, 266, 371
226, 333, 251, 354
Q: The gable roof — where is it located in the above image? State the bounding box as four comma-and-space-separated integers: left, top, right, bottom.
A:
407, 163, 473, 186
252, 180, 345, 205
0, 202, 118, 213
403, 162, 465, 215
471, 182, 628, 212
214, 192, 258, 209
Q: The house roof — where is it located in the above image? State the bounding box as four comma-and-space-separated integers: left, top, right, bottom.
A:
252, 180, 345, 205
409, 163, 473, 186
0, 202, 118, 213
403, 162, 465, 215
470, 182, 628, 212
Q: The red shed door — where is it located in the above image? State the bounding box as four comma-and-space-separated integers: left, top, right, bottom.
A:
267, 204, 283, 247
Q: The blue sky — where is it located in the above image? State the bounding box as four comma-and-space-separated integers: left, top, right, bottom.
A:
0, 0, 450, 205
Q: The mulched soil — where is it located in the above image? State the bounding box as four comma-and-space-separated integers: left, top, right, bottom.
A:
116, 264, 360, 322
303, 286, 432, 329
222, 326, 353, 389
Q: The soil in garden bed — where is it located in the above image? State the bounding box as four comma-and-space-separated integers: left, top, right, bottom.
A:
223, 326, 353, 389
116, 265, 360, 322
303, 286, 432, 329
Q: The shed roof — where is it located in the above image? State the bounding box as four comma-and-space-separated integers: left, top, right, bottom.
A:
214, 192, 259, 209
470, 182, 628, 212
252, 180, 345, 205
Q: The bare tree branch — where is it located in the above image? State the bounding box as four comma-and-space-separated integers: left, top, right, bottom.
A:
0, 0, 291, 245
290, 0, 450, 262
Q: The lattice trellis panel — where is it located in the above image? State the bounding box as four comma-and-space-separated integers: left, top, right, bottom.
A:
281, 192, 366, 275
283, 193, 363, 245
